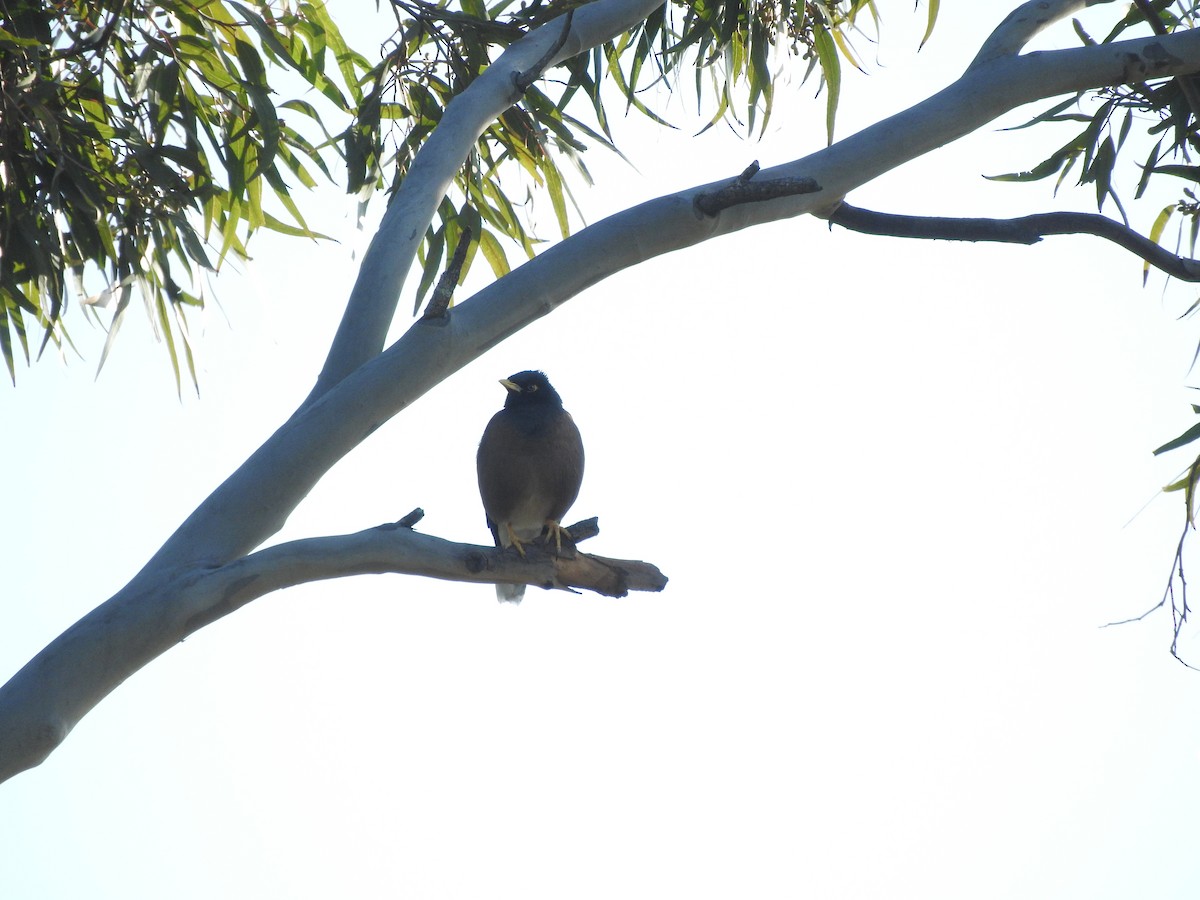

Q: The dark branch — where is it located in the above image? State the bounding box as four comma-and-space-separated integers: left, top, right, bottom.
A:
694, 161, 821, 217
422, 227, 473, 320
515, 8, 574, 92
826, 203, 1200, 282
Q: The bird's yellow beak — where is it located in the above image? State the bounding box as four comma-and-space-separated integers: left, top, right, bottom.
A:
499, 378, 520, 393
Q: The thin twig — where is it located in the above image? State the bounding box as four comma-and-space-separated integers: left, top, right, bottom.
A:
1102, 517, 1200, 671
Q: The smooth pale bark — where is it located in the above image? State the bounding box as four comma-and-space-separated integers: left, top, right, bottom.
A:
309, 0, 670, 399
3, 0, 1197, 782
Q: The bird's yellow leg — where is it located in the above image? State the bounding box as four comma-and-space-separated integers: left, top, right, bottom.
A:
504, 523, 528, 558
543, 519, 569, 554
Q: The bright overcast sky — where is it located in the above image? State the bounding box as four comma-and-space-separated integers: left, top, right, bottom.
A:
4, 3, 1200, 898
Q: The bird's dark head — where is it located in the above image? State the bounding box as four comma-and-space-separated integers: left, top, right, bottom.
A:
499, 370, 564, 411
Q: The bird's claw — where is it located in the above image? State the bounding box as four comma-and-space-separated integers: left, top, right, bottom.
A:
502, 521, 572, 558
505, 523, 528, 558
542, 519, 570, 555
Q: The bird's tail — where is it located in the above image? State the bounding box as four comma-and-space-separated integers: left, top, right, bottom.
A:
496, 583, 525, 604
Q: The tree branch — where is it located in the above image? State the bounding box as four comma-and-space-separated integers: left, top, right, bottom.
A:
192, 516, 665, 631
307, 0, 667, 402
825, 203, 1200, 281
969, 0, 1108, 70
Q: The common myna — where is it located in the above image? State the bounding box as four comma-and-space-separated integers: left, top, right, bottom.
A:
477, 370, 585, 603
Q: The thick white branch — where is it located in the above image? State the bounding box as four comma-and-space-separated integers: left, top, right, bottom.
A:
197, 524, 664, 621
309, 0, 668, 400
970, 0, 1112, 69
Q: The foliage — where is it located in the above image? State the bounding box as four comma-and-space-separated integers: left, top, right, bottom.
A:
0, 0, 373, 390
0, 0, 897, 387
335, 0, 898, 313
1009, 1, 1200, 664
987, 1, 1200, 282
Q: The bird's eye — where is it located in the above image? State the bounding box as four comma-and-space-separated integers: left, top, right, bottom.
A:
527, 383, 539, 392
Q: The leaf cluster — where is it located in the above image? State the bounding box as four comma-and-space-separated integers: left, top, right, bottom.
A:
300, 0, 903, 314
0, 0, 369, 389
988, 2, 1200, 285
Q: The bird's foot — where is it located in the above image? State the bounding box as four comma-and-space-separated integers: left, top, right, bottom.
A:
504, 523, 529, 558
541, 519, 572, 555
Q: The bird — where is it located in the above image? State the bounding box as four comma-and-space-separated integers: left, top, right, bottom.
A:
476, 370, 585, 603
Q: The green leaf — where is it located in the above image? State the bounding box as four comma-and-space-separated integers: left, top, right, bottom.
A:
478, 230, 511, 279
1146, 204, 1175, 285
1154, 421, 1200, 456
1188, 455, 1200, 525
1001, 95, 1088, 132
300, 1, 365, 104
1087, 135, 1116, 211
987, 134, 1088, 183
919, 0, 940, 50
95, 283, 133, 379
543, 159, 571, 240
1135, 137, 1165, 199
605, 47, 676, 129
461, 0, 488, 19
0, 25, 43, 48
262, 212, 328, 240
811, 17, 841, 145
1150, 164, 1200, 183
229, 2, 304, 75
0, 301, 17, 386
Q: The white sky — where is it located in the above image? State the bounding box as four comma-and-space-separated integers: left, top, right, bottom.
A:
4, 2, 1200, 898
